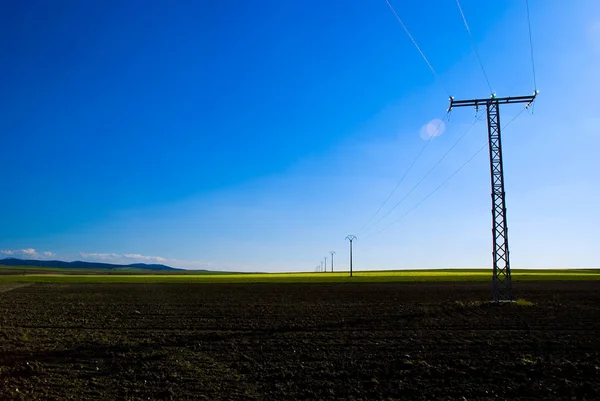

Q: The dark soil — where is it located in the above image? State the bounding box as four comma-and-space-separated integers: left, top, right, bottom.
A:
1, 281, 599, 400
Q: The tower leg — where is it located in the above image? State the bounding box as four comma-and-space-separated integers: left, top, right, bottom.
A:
486, 101, 512, 301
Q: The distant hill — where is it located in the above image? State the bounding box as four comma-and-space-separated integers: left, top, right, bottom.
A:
0, 258, 180, 271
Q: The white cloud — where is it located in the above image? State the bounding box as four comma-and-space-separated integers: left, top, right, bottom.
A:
420, 118, 446, 140
122, 254, 168, 263
0, 249, 212, 269
1, 249, 56, 259
78, 252, 211, 269
79, 252, 120, 261
79, 252, 168, 264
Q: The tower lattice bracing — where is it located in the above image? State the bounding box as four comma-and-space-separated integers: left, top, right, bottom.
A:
449, 93, 537, 301
486, 101, 511, 301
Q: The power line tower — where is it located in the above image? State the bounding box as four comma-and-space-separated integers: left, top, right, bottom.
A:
448, 92, 537, 302
330, 251, 335, 272
345, 235, 356, 277
324, 257, 328, 273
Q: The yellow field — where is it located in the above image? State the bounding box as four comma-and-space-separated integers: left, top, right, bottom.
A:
0, 269, 598, 283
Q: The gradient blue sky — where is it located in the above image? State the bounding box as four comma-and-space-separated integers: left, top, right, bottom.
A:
1, 1, 598, 271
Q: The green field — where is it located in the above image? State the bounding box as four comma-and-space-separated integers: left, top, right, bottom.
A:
0, 268, 598, 283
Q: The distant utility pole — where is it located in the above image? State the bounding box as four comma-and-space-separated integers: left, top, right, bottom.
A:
324, 257, 328, 273
448, 92, 537, 302
345, 235, 356, 277
330, 251, 335, 272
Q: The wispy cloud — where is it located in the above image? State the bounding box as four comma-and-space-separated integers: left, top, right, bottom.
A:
1, 248, 56, 259
79, 252, 168, 264
78, 252, 212, 269
78, 252, 121, 261
123, 253, 168, 263
1, 249, 213, 269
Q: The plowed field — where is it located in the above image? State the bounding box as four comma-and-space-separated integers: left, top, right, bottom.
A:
1, 281, 599, 400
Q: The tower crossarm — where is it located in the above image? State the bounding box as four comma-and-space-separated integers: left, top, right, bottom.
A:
448, 93, 537, 112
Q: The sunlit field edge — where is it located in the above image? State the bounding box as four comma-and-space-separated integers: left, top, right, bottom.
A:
0, 268, 598, 283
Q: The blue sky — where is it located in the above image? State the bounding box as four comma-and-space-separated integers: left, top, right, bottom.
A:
1, 0, 598, 271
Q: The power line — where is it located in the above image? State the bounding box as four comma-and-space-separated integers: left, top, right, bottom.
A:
364, 106, 528, 240
365, 0, 455, 234
359, 118, 445, 234
360, 111, 484, 236
364, 143, 483, 240
384, 0, 451, 97
455, 0, 493, 94
525, 0, 537, 90
363, 113, 482, 235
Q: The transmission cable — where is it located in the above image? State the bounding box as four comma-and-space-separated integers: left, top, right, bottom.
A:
362, 112, 482, 236
525, 0, 537, 90
455, 0, 493, 94
385, 0, 451, 97
358, 118, 445, 234
361, 0, 454, 234
363, 106, 528, 240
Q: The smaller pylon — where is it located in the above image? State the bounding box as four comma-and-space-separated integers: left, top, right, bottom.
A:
345, 235, 356, 277
330, 251, 335, 272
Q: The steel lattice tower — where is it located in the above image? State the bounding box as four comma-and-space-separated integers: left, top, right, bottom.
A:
345, 235, 356, 277
449, 93, 537, 301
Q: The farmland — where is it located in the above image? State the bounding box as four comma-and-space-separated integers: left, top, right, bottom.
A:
1, 268, 599, 283
1, 278, 599, 399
